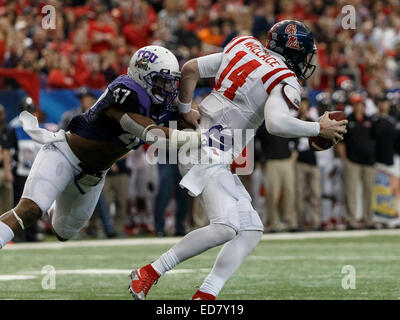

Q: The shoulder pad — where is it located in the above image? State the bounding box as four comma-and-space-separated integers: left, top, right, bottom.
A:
282, 83, 301, 110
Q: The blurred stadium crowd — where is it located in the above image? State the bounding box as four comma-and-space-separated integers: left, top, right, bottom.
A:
1, 0, 400, 241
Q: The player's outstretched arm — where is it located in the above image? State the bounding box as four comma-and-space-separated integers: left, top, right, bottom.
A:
105, 108, 201, 149
264, 84, 347, 139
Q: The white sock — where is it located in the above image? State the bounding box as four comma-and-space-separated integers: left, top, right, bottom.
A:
199, 230, 262, 297
151, 249, 180, 276
0, 221, 14, 249
199, 274, 225, 297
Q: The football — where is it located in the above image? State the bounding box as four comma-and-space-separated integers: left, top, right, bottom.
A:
308, 111, 346, 151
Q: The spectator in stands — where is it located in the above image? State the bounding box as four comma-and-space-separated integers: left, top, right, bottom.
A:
154, 163, 189, 237
0, 104, 15, 214
256, 125, 297, 232
58, 87, 96, 130
293, 98, 321, 231
198, 20, 224, 48
171, 13, 202, 62
87, 10, 117, 54
121, 0, 156, 49
48, 55, 77, 89
81, 53, 107, 89
337, 93, 377, 230
126, 146, 158, 235
373, 94, 397, 167
0, 17, 11, 65
157, 0, 186, 34
252, 0, 275, 41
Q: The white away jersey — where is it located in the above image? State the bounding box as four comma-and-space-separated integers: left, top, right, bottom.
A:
198, 35, 301, 131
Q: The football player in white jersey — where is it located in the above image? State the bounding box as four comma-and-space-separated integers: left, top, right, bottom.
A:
129, 20, 347, 300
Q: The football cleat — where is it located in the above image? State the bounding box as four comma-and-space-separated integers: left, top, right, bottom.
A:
128, 264, 159, 300
191, 290, 216, 300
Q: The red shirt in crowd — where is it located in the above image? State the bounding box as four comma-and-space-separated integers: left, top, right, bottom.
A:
122, 24, 152, 48
48, 70, 76, 89
87, 20, 116, 53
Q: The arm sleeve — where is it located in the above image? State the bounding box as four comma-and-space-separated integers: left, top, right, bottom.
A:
197, 53, 223, 78
264, 84, 320, 138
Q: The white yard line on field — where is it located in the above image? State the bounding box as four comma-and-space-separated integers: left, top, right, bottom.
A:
0, 268, 210, 281
18, 268, 210, 275
0, 275, 36, 281
2, 229, 400, 251
249, 255, 400, 261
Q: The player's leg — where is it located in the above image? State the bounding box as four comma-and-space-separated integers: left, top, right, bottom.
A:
153, 167, 238, 267
50, 175, 105, 241
343, 160, 360, 229
194, 175, 263, 299
174, 164, 189, 235
153, 164, 175, 235
0, 144, 74, 248
114, 174, 129, 235
309, 165, 321, 229
320, 162, 333, 228
265, 160, 282, 231
282, 159, 297, 230
361, 165, 375, 228
129, 166, 238, 300
194, 230, 262, 299
295, 162, 306, 229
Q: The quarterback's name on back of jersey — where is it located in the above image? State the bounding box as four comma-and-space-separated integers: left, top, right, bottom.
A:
242, 41, 281, 68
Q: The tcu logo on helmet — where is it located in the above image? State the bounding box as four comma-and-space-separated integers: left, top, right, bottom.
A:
136, 50, 159, 63
285, 24, 302, 50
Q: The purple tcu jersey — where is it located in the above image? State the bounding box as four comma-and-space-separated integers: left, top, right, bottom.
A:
67, 75, 177, 149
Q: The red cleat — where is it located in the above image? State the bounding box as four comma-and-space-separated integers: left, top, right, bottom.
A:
128, 264, 159, 300
191, 290, 216, 300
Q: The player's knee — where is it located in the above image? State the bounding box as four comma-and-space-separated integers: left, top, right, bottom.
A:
14, 199, 42, 228
242, 230, 262, 247
212, 223, 237, 245
51, 222, 76, 242
55, 232, 68, 242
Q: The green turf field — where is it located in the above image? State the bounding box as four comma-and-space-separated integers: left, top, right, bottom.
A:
1, 231, 400, 300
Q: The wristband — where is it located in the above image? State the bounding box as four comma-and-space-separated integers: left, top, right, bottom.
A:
142, 123, 157, 141
177, 98, 192, 114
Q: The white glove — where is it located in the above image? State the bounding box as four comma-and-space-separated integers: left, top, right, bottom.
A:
19, 111, 66, 144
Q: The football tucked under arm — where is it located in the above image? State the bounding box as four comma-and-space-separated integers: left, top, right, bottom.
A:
264, 84, 320, 138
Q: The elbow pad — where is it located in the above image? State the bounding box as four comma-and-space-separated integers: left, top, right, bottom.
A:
282, 84, 301, 110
